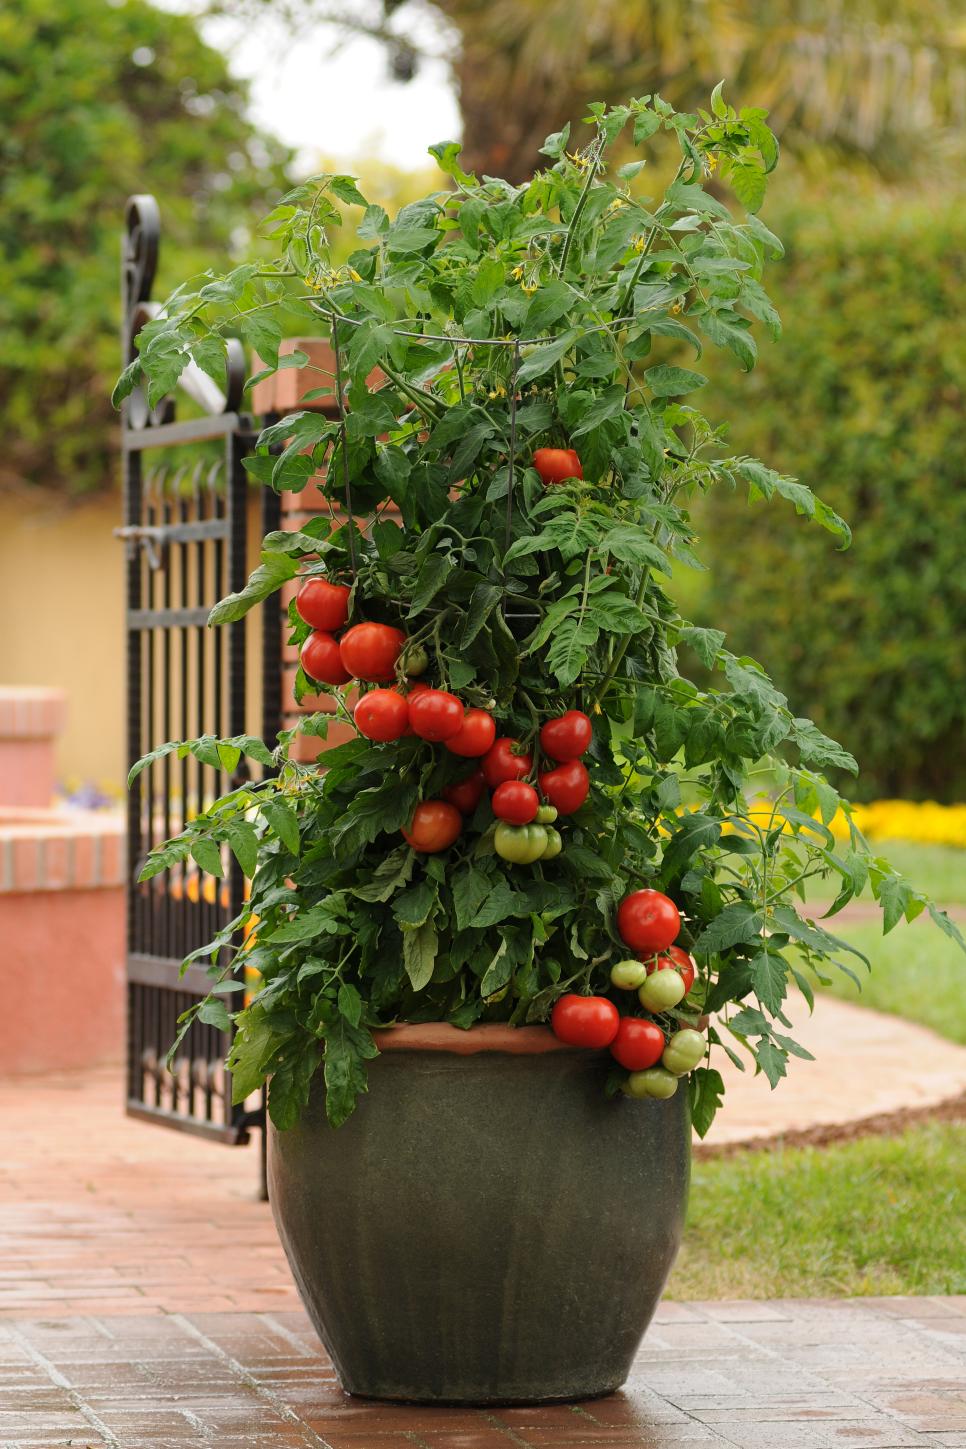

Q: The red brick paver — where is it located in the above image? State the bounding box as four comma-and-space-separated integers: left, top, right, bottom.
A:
0, 1070, 292, 1319
1, 1299, 965, 1448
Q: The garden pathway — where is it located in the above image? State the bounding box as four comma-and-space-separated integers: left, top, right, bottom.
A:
707, 991, 966, 1148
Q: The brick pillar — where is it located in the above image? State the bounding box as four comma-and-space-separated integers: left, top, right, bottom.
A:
0, 687, 68, 808
251, 339, 373, 762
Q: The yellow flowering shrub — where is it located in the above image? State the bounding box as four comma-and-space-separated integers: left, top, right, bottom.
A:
746, 797, 966, 848
831, 800, 966, 850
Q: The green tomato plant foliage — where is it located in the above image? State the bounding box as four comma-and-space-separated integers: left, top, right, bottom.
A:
118, 90, 965, 1137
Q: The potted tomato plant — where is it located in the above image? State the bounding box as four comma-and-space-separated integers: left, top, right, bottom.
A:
116, 89, 964, 1404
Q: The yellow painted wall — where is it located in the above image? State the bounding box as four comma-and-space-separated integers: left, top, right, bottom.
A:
0, 488, 264, 796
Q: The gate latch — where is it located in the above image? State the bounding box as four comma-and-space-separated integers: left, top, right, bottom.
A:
114, 525, 165, 570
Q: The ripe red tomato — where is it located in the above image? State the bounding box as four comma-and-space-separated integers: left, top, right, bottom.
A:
402, 800, 462, 853
538, 758, 589, 815
491, 780, 539, 825
540, 709, 592, 762
339, 622, 407, 682
442, 769, 486, 815
482, 737, 533, 788
646, 944, 696, 995
295, 577, 350, 633
533, 448, 583, 486
408, 688, 465, 742
617, 889, 680, 954
300, 630, 351, 686
550, 994, 619, 1049
445, 708, 496, 758
353, 689, 409, 743
610, 1018, 666, 1072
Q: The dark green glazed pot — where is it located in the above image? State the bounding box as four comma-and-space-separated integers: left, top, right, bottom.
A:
268, 1024, 690, 1405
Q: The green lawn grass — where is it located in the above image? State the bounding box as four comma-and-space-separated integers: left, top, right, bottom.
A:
808, 919, 966, 1046
668, 1121, 966, 1299
804, 841, 966, 905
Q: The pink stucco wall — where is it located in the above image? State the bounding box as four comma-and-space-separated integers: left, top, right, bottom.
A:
0, 686, 126, 1075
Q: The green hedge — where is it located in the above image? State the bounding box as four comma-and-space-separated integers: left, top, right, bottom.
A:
696, 196, 965, 802
0, 0, 289, 496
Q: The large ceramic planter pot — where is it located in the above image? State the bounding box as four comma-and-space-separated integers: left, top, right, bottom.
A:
268, 1023, 690, 1404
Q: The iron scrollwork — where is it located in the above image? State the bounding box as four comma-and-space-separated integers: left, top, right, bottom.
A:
121, 193, 245, 430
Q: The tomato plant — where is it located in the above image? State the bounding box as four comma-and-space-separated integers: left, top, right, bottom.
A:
538, 759, 590, 816
617, 890, 680, 954
402, 801, 462, 853
533, 448, 583, 487
445, 708, 496, 758
122, 89, 965, 1135
408, 689, 465, 743
539, 711, 592, 763
662, 1029, 706, 1076
296, 578, 350, 633
610, 1018, 665, 1072
442, 769, 486, 815
550, 995, 619, 1049
494, 821, 549, 864
353, 689, 409, 743
482, 738, 533, 788
339, 622, 406, 682
300, 631, 351, 687
649, 946, 696, 995
492, 780, 539, 824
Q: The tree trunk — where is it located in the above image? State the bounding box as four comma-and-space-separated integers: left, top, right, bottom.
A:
452, 47, 589, 182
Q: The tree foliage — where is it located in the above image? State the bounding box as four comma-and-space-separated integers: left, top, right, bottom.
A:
208, 0, 966, 179
0, 0, 289, 496
119, 93, 963, 1136
697, 197, 966, 801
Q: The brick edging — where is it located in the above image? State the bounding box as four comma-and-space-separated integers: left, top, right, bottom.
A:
0, 812, 125, 893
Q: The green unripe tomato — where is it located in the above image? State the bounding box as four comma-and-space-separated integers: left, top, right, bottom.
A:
540, 827, 563, 860
535, 804, 558, 824
494, 821, 548, 865
610, 959, 649, 991
622, 1066, 679, 1100
637, 969, 686, 1013
662, 1028, 706, 1077
401, 644, 429, 676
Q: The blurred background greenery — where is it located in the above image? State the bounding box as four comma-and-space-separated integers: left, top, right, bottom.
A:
1, 0, 963, 808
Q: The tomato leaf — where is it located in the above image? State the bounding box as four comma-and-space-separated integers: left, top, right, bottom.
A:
323, 1017, 378, 1128
402, 920, 438, 991
688, 1067, 724, 1138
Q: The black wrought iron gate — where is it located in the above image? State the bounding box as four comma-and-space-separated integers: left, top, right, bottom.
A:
120, 195, 281, 1155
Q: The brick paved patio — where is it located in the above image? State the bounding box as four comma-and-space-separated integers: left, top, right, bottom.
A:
2, 1064, 965, 1444
2, 1298, 966, 1448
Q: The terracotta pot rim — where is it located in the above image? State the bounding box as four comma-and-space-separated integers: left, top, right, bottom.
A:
370, 1023, 580, 1055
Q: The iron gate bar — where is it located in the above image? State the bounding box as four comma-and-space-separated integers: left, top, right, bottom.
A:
127, 953, 224, 995
121, 194, 281, 1170
123, 414, 248, 450
128, 608, 217, 630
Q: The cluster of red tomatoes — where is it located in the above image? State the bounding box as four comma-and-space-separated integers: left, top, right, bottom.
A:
398, 708, 593, 856
295, 579, 595, 859
550, 888, 705, 1098
296, 578, 411, 688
